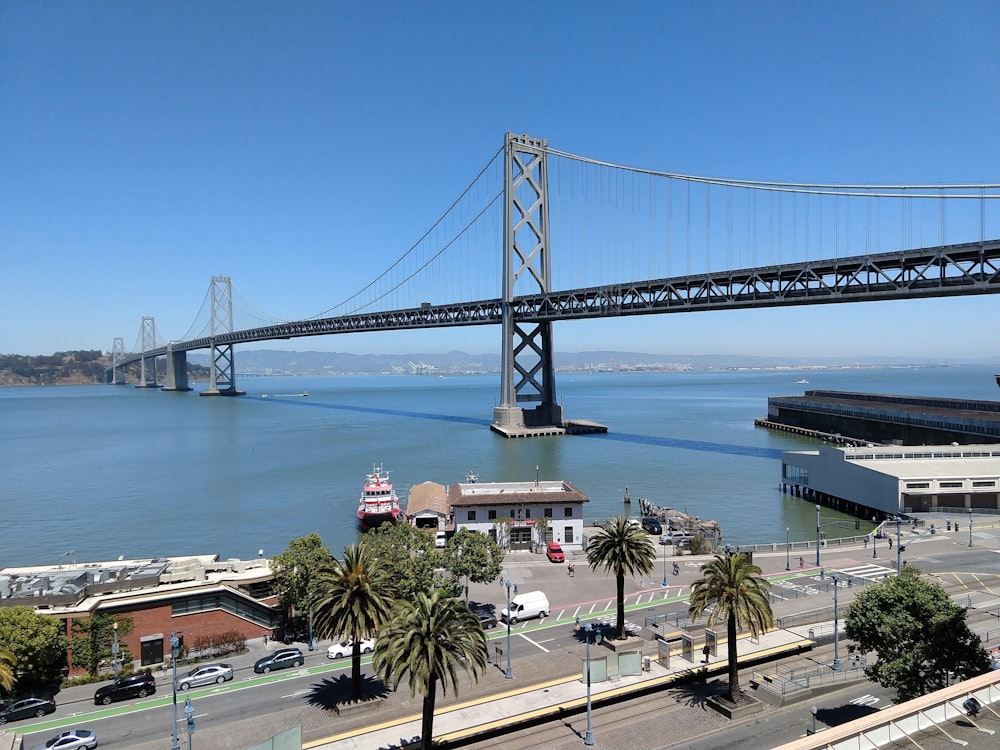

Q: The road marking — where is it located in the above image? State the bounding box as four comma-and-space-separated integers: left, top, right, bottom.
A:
850, 694, 879, 707
281, 689, 311, 699
517, 632, 550, 653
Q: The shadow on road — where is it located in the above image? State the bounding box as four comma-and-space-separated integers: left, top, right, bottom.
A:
306, 673, 390, 713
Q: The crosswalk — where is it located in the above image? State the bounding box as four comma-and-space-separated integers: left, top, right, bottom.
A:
835, 563, 897, 582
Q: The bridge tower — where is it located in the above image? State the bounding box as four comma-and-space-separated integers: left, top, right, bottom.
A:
200, 275, 244, 397
136, 316, 161, 389
492, 132, 564, 434
109, 336, 126, 384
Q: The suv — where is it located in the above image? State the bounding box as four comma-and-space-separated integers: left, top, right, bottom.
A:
546, 541, 565, 563
176, 663, 234, 690
253, 647, 304, 673
94, 672, 157, 705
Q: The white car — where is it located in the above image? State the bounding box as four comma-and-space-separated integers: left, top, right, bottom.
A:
327, 637, 375, 659
30, 729, 98, 750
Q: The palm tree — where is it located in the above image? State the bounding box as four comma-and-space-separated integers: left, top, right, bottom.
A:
312, 543, 394, 701
688, 551, 774, 703
586, 516, 656, 639
373, 589, 488, 750
0, 644, 16, 694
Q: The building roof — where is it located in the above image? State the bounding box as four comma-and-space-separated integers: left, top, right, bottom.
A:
447, 480, 589, 508
406, 481, 450, 517
788, 444, 1000, 480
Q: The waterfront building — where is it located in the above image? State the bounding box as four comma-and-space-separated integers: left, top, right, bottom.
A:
0, 555, 278, 674
405, 481, 450, 530
447, 477, 589, 551
781, 444, 1000, 517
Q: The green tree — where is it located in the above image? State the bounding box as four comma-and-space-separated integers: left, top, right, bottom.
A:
0, 607, 68, 690
271, 532, 333, 624
586, 516, 656, 639
362, 522, 450, 602
0, 644, 16, 694
688, 551, 774, 704
373, 589, 489, 750
69, 614, 134, 678
312, 544, 394, 701
845, 565, 990, 702
534, 516, 550, 548
442, 528, 505, 601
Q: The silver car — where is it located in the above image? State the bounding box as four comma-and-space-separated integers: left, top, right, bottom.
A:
30, 729, 98, 750
176, 663, 234, 690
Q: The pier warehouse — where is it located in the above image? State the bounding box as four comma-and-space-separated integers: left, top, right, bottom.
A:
447, 478, 589, 552
781, 444, 1000, 517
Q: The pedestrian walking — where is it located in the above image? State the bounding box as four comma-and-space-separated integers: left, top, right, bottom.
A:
864, 537, 868, 548
888, 537, 893, 549
799, 556, 804, 568
703, 644, 711, 663
672, 562, 680, 576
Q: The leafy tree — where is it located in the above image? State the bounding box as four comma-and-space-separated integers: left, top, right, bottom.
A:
0, 644, 16, 694
442, 528, 505, 601
845, 564, 990, 702
586, 516, 656, 639
362, 522, 450, 602
491, 517, 513, 550
534, 516, 550, 548
312, 544, 394, 701
689, 551, 774, 704
373, 589, 489, 750
0, 607, 68, 690
271, 532, 333, 622
70, 614, 134, 678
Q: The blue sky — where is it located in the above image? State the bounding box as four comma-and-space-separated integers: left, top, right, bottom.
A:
2, 2, 998, 359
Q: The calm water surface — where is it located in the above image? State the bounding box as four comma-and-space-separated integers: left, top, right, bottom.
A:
3, 366, 998, 567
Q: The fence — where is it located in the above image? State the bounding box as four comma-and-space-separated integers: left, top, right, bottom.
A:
752, 655, 869, 696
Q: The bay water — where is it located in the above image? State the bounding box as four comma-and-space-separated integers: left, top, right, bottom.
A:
3, 365, 998, 568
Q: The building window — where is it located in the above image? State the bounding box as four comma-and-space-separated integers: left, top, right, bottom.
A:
940, 481, 963, 488
525, 508, 531, 519
973, 480, 996, 487
905, 482, 930, 489
564, 526, 574, 544
467, 510, 477, 521
488, 509, 497, 520
564, 507, 573, 518
544, 508, 553, 518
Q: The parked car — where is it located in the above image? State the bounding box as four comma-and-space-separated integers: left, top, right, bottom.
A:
254, 647, 304, 673
176, 663, 233, 690
327, 637, 375, 660
500, 590, 550, 623
94, 672, 157, 705
546, 541, 565, 563
660, 530, 693, 546
29, 729, 98, 750
434, 530, 448, 548
641, 517, 663, 535
473, 608, 498, 629
0, 697, 56, 724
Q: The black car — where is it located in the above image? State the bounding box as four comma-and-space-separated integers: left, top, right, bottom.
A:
0, 696, 57, 724
93, 672, 157, 705
253, 647, 304, 673
469, 604, 498, 630
641, 517, 662, 535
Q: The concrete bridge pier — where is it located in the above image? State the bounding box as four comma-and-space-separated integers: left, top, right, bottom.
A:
161, 344, 192, 392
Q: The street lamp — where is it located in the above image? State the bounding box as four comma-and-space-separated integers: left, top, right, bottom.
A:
170, 631, 180, 750
815, 504, 821, 566
872, 517, 878, 559
809, 705, 818, 735
576, 617, 602, 746
502, 571, 517, 680
785, 527, 790, 571
307, 604, 314, 652
969, 509, 974, 548
662, 535, 668, 587
184, 696, 195, 750
895, 516, 902, 573
112, 621, 120, 683
831, 575, 841, 671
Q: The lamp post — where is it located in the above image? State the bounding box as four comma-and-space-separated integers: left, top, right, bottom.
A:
662, 535, 668, 587
815, 505, 821, 566
785, 527, 790, 571
170, 631, 180, 750
307, 604, 314, 652
112, 621, 120, 683
895, 516, 902, 573
809, 705, 818, 735
576, 617, 602, 746
969, 509, 974, 548
502, 571, 517, 680
872, 517, 878, 559
831, 575, 841, 671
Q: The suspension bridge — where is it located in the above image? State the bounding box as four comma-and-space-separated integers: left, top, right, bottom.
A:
108, 132, 1000, 436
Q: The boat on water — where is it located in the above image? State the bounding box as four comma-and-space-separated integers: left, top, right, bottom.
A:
356, 465, 401, 531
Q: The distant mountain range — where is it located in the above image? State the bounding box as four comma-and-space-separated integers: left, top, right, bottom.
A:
187, 349, 996, 376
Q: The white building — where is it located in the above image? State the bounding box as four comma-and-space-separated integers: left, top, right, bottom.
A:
781, 444, 1000, 517
446, 478, 589, 551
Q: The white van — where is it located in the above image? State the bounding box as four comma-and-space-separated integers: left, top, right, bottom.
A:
500, 590, 550, 623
